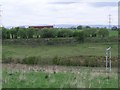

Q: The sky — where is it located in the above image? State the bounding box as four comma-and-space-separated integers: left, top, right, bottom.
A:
0, 0, 119, 27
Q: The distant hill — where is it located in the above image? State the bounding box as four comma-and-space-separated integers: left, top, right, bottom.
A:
54, 24, 118, 28
5, 24, 118, 29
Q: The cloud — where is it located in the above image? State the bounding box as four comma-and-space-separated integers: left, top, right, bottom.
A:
49, 2, 77, 5
0, 0, 118, 26
90, 2, 118, 7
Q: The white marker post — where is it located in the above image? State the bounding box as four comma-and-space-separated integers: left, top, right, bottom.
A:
106, 47, 112, 72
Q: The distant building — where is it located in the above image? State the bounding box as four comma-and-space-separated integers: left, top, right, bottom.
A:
29, 25, 54, 29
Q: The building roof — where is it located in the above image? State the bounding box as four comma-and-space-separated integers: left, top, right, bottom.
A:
30, 25, 53, 28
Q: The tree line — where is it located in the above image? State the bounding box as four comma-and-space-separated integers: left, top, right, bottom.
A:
2, 27, 109, 40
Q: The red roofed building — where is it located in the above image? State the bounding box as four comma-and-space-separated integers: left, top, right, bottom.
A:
29, 25, 53, 29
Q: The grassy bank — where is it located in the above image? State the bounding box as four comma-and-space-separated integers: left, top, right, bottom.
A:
3, 42, 118, 58
2, 64, 118, 88
2, 42, 118, 67
2, 40, 118, 88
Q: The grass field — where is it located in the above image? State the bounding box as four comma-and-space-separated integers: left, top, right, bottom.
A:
2, 64, 118, 88
2, 41, 118, 88
3, 42, 118, 59
0, 43, 2, 89
109, 31, 118, 37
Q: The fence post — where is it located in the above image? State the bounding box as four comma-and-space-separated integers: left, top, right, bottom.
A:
106, 47, 111, 72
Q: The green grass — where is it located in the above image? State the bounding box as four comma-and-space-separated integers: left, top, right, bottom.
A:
0, 44, 2, 89
2, 65, 118, 88
0, 44, 1, 59
2, 42, 118, 59
109, 31, 118, 37
2, 42, 118, 88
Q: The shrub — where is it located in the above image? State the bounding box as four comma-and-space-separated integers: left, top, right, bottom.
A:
111, 26, 118, 31
2, 27, 7, 39
2, 57, 14, 63
88, 57, 97, 67
83, 28, 98, 37
34, 28, 41, 38
77, 31, 85, 42
77, 25, 83, 30
52, 56, 61, 65
10, 28, 19, 39
21, 56, 39, 65
98, 28, 109, 37
40, 28, 58, 38
26, 28, 34, 38
2, 57, 20, 64
17, 28, 27, 39
2, 55, 117, 67
85, 26, 91, 29
57, 29, 73, 37
73, 30, 81, 37
6, 30, 11, 39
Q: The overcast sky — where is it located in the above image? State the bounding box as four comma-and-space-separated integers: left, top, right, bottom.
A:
0, 0, 119, 26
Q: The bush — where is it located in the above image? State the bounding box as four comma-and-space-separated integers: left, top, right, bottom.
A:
98, 28, 109, 37
40, 28, 58, 38
88, 57, 97, 67
2, 27, 7, 39
21, 56, 39, 65
52, 56, 61, 65
6, 30, 11, 39
10, 28, 19, 39
2, 57, 14, 63
85, 26, 91, 29
26, 28, 34, 38
83, 28, 97, 37
57, 29, 73, 37
111, 26, 118, 31
2, 57, 20, 64
77, 25, 82, 30
77, 31, 85, 42
17, 28, 27, 39
73, 30, 80, 37
2, 55, 117, 67
34, 28, 41, 38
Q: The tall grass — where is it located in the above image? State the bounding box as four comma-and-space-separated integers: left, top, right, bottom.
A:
2, 42, 118, 59
2, 66, 118, 88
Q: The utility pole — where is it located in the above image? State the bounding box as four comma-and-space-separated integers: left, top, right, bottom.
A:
108, 14, 112, 30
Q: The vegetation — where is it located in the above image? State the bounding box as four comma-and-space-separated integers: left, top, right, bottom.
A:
77, 25, 83, 30
109, 31, 118, 37
98, 28, 109, 37
2, 42, 118, 66
40, 28, 58, 38
2, 65, 118, 88
3, 43, 118, 58
111, 26, 118, 31
2, 55, 118, 67
58, 29, 73, 37
2, 26, 118, 88
2, 27, 115, 40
